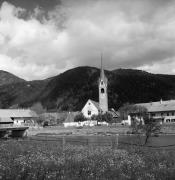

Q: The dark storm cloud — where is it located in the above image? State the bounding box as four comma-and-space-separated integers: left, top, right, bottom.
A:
0, 0, 60, 11
0, 0, 61, 21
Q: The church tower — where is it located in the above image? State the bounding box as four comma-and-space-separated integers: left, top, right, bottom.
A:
99, 55, 108, 113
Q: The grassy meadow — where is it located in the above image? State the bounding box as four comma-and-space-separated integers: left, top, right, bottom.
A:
27, 125, 130, 136
0, 139, 175, 180
0, 124, 174, 179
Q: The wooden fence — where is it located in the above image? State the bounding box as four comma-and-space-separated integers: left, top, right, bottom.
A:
29, 135, 119, 149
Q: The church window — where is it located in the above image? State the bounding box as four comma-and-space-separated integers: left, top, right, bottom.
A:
101, 81, 103, 85
88, 111, 91, 115
101, 88, 105, 93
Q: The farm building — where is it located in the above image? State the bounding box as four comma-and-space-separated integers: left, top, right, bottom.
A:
0, 117, 13, 127
0, 109, 37, 126
129, 100, 175, 124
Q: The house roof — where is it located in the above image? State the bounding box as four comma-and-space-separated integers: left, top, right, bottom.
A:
89, 99, 101, 111
0, 109, 38, 118
136, 100, 175, 113
0, 117, 13, 123
109, 108, 120, 118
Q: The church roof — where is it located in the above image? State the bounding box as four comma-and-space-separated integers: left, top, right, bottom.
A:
89, 99, 101, 111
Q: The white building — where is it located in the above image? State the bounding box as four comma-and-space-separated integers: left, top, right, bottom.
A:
81, 99, 100, 118
129, 100, 175, 124
0, 109, 37, 126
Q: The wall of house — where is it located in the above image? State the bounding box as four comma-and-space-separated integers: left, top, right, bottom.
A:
82, 100, 99, 118
149, 111, 175, 123
13, 117, 34, 126
13, 118, 25, 125
128, 111, 175, 125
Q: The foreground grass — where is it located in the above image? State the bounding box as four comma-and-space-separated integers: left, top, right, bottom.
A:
0, 139, 175, 180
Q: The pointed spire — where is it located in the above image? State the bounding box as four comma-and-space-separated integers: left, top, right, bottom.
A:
100, 52, 105, 80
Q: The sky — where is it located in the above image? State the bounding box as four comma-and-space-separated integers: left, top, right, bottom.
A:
0, 0, 175, 80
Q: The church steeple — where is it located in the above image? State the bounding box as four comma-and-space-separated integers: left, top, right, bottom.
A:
100, 54, 107, 84
99, 54, 108, 113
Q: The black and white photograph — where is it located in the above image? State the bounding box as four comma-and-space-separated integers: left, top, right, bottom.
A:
0, 0, 175, 179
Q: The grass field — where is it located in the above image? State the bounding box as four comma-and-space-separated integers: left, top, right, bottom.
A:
27, 124, 175, 150
27, 124, 175, 136
0, 139, 175, 180
27, 125, 131, 136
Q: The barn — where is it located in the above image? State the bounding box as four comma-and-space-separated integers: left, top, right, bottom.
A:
0, 109, 37, 126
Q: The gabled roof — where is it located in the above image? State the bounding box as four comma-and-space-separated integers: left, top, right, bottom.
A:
136, 100, 175, 113
0, 117, 13, 123
0, 109, 38, 118
89, 99, 101, 111
109, 108, 120, 118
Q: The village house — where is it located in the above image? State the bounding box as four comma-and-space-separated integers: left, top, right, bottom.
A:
0, 109, 37, 126
128, 99, 175, 124
0, 117, 13, 127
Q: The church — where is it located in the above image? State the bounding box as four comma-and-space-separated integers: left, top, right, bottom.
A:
81, 59, 109, 118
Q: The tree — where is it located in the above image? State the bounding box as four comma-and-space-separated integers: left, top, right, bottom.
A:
143, 115, 161, 144
91, 112, 113, 124
129, 105, 161, 145
119, 103, 147, 124
31, 102, 46, 115
118, 103, 132, 120
74, 113, 86, 122
31, 102, 46, 125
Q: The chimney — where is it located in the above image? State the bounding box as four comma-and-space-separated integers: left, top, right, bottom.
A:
160, 99, 163, 104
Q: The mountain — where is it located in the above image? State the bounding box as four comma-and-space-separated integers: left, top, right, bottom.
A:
1, 67, 175, 110
0, 70, 25, 86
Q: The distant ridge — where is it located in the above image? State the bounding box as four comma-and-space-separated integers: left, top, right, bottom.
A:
0, 66, 175, 110
0, 70, 25, 86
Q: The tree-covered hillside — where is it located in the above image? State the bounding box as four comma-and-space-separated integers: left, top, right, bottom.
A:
1, 67, 175, 110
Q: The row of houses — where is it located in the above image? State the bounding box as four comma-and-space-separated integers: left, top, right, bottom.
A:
0, 99, 175, 128
0, 62, 175, 127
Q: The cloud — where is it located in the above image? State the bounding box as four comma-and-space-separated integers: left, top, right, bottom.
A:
0, 0, 175, 80
0, 1, 70, 80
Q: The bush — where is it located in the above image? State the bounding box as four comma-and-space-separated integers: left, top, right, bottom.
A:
91, 112, 113, 123
74, 113, 86, 122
